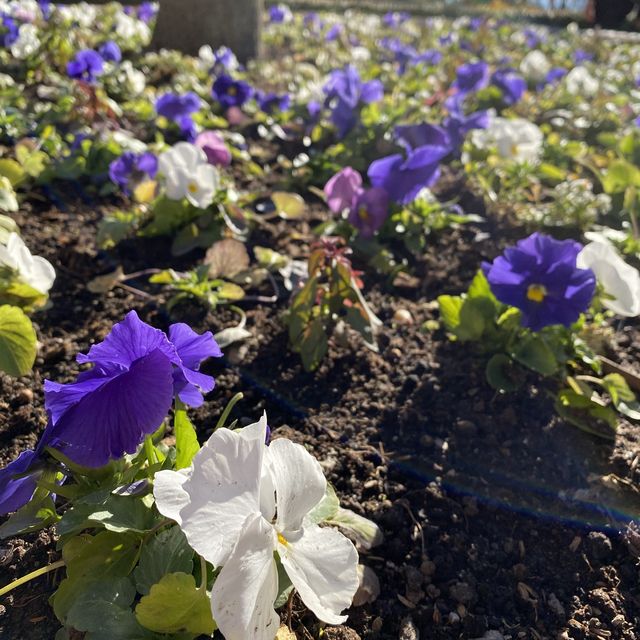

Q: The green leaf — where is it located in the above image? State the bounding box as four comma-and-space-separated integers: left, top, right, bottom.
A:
326, 507, 384, 551
601, 159, 640, 194
173, 404, 200, 470
133, 527, 194, 595
467, 270, 495, 301
135, 572, 215, 637
307, 484, 340, 524
485, 354, 522, 392
555, 389, 617, 440
298, 316, 328, 372
602, 373, 640, 420
271, 191, 305, 219
52, 531, 141, 623
0, 158, 26, 187
511, 335, 558, 376
437, 295, 463, 332
0, 305, 37, 376
65, 577, 146, 640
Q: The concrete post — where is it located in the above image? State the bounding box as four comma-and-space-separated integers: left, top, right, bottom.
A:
151, 0, 263, 62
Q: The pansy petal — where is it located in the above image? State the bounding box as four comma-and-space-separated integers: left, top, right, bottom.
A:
211, 512, 279, 640
0, 450, 39, 516
43, 349, 174, 467
279, 523, 359, 625
176, 415, 268, 566
268, 439, 326, 533
153, 469, 190, 525
169, 322, 222, 369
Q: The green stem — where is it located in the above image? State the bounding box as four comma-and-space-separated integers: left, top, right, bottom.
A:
199, 555, 208, 591
144, 436, 157, 466
0, 560, 65, 598
215, 392, 244, 431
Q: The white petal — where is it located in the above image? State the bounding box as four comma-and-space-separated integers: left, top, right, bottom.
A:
267, 438, 326, 533
172, 141, 207, 170
211, 512, 279, 640
27, 256, 55, 294
153, 468, 191, 525
176, 414, 268, 566
279, 523, 359, 625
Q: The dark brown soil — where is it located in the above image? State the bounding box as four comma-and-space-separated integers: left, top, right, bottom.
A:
0, 180, 639, 640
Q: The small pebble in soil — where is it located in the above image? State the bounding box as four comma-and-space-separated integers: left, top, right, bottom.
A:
393, 308, 414, 326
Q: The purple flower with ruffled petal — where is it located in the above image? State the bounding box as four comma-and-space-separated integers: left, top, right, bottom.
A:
368, 142, 450, 205
98, 40, 121, 63
323, 65, 383, 138
67, 49, 105, 83
155, 91, 202, 121
138, 2, 156, 23
492, 69, 526, 105
545, 67, 567, 86
325, 24, 343, 42
383, 11, 410, 28
269, 4, 292, 23
38, 311, 222, 467
443, 94, 489, 150
348, 187, 389, 238
395, 122, 451, 154
196, 130, 231, 166
482, 233, 596, 331
109, 151, 158, 193
212, 74, 253, 110
256, 90, 290, 114
1, 13, 19, 47
452, 61, 489, 95
574, 49, 594, 64
0, 450, 40, 516
324, 167, 362, 214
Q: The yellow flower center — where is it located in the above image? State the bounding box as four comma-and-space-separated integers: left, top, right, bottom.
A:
277, 533, 288, 547
187, 182, 198, 194
358, 206, 370, 222
527, 283, 547, 303
228, 86, 237, 96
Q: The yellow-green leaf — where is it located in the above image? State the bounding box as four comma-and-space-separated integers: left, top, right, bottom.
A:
0, 305, 37, 376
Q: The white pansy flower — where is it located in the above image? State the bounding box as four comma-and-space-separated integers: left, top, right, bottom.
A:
0, 232, 55, 295
471, 117, 543, 164
117, 60, 146, 95
577, 241, 640, 317
197, 45, 215, 70
520, 51, 551, 84
10, 24, 40, 59
154, 415, 359, 640
115, 12, 151, 42
158, 142, 220, 209
565, 66, 599, 96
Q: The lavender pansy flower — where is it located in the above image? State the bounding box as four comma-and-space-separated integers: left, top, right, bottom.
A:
324, 167, 362, 214
482, 233, 596, 331
574, 49, 594, 64
1, 13, 19, 47
138, 2, 156, 23
67, 49, 105, 83
545, 67, 567, 85
348, 187, 389, 238
212, 74, 253, 110
325, 24, 343, 42
38, 311, 222, 467
269, 4, 292, 23
195, 130, 232, 166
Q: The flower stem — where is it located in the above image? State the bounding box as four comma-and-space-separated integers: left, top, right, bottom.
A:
0, 560, 65, 598
144, 436, 157, 466
215, 392, 244, 431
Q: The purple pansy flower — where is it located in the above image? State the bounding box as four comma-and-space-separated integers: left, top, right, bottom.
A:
0, 450, 40, 516
155, 91, 201, 121
545, 67, 567, 85
38, 311, 222, 467
137, 2, 156, 22
256, 90, 290, 114
492, 69, 526, 105
269, 4, 292, 23
98, 40, 121, 63
348, 187, 389, 238
368, 140, 450, 206
212, 74, 253, 110
1, 13, 19, 47
482, 233, 596, 331
67, 49, 105, 83
574, 49, 594, 64
324, 167, 363, 213
325, 24, 343, 42
443, 93, 489, 150
196, 130, 232, 166
109, 151, 158, 193
383, 11, 410, 28
452, 61, 489, 95
323, 65, 383, 138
